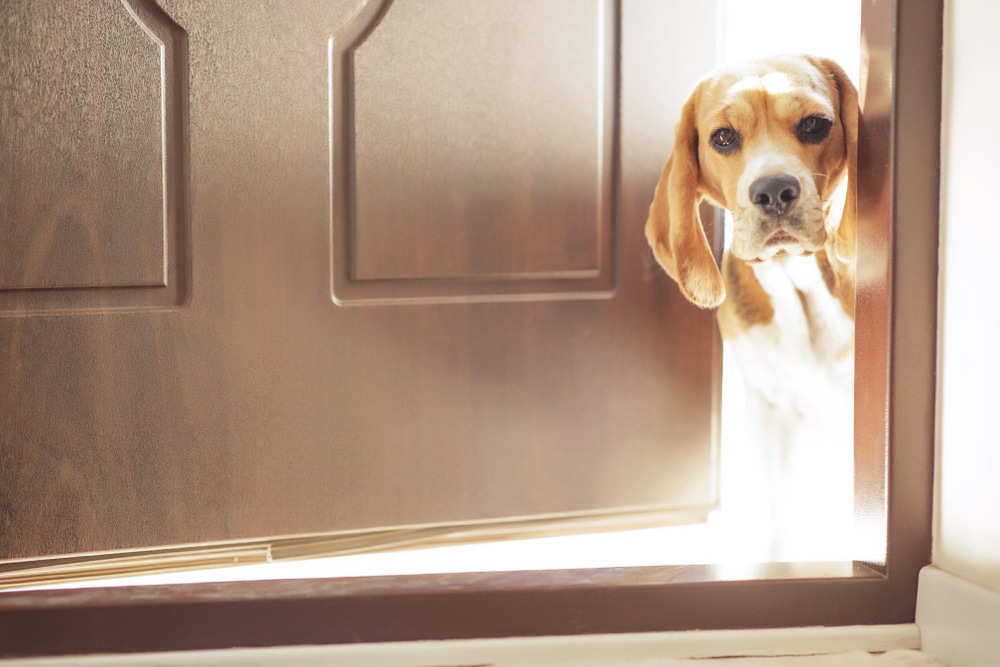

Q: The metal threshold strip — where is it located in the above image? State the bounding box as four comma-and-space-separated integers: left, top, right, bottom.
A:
0, 507, 712, 591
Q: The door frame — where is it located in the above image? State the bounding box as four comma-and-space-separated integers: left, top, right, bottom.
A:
0, 0, 941, 656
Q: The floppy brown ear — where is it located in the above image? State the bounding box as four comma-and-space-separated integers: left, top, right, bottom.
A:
644, 86, 725, 309
816, 57, 858, 263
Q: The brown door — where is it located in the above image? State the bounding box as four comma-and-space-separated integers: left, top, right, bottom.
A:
0, 0, 719, 563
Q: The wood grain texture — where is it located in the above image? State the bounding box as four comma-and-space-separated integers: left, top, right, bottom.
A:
0, 0, 189, 313
351, 0, 607, 281
330, 0, 619, 303
1, 0, 163, 289
0, 0, 720, 562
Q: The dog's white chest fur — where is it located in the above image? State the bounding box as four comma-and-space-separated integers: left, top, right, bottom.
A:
730, 254, 854, 410
725, 254, 855, 559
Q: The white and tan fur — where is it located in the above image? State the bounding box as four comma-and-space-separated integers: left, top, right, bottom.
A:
646, 55, 857, 559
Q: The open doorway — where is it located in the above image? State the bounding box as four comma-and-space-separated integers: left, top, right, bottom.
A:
6, 0, 864, 593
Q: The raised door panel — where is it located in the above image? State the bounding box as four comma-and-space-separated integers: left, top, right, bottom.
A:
0, 0, 188, 313
332, 0, 615, 303
0, 0, 719, 563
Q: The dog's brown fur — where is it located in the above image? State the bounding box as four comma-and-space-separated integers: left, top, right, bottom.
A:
645, 54, 857, 321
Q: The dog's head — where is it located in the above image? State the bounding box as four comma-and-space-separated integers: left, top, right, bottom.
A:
645, 55, 858, 308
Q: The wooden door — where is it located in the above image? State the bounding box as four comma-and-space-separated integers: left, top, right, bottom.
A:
0, 0, 719, 564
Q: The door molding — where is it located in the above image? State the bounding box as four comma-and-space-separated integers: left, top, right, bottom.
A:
0, 0, 941, 656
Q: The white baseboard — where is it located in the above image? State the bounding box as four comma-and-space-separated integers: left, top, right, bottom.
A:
0, 624, 921, 667
917, 565, 1000, 667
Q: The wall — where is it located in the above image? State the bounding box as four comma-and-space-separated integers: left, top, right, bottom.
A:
918, 0, 1000, 661
934, 0, 1000, 595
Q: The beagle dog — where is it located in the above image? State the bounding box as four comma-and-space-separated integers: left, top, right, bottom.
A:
646, 55, 858, 559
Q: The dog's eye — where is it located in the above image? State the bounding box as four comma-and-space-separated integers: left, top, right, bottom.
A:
797, 115, 833, 144
710, 128, 741, 155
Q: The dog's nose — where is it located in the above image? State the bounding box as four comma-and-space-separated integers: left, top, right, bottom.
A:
749, 174, 800, 217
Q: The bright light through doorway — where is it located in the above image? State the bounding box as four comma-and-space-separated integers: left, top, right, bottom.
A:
18, 0, 862, 592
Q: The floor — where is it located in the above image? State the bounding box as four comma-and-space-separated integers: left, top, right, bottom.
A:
0, 649, 950, 667
501, 651, 946, 666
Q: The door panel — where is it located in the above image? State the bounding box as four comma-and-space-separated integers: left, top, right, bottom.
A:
0, 0, 719, 562
348, 0, 609, 284
332, 0, 618, 303
0, 0, 188, 313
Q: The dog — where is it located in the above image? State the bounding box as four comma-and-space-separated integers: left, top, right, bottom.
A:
645, 55, 858, 560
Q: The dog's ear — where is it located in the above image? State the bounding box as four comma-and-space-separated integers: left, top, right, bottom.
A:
816, 57, 858, 263
645, 83, 725, 309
